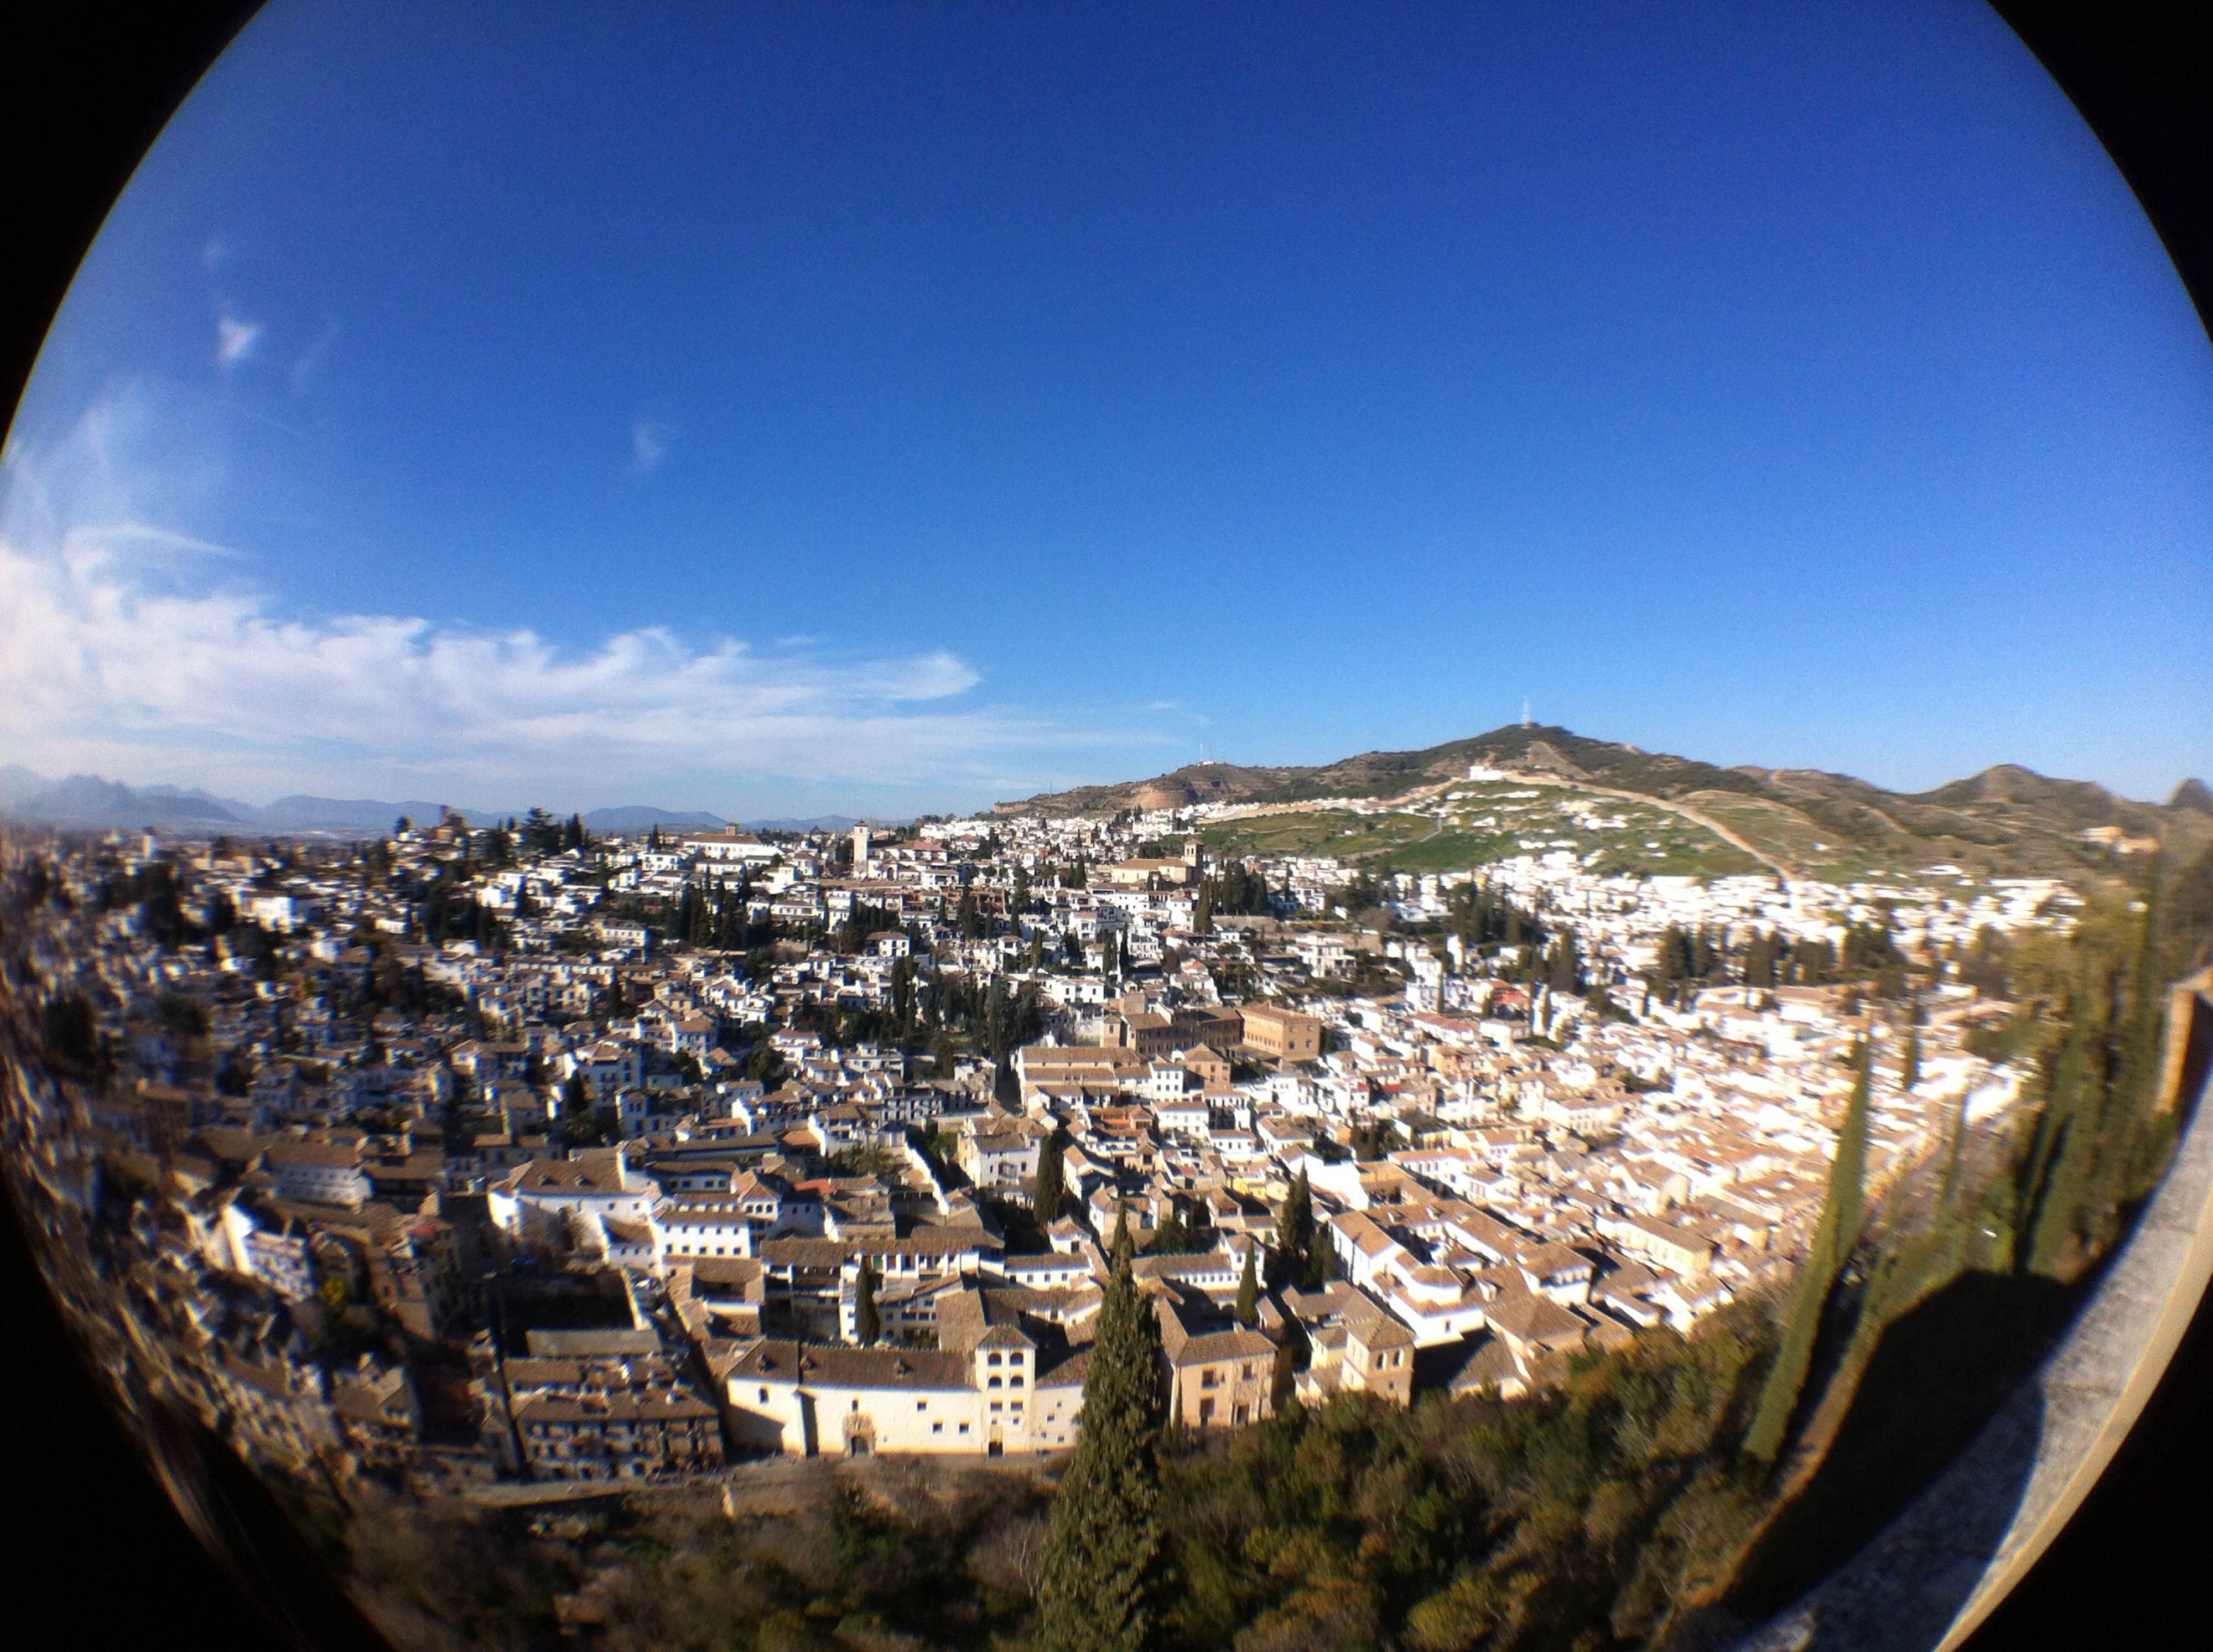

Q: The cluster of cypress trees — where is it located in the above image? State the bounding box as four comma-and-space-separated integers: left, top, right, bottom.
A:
1197, 860, 1272, 917
1266, 1169, 1333, 1290
1445, 877, 1545, 952
669, 877, 773, 950
1739, 865, 2195, 1474
2011, 874, 2175, 1277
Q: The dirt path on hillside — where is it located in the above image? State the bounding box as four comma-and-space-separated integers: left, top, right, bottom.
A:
1213, 773, 1802, 881
1511, 775, 1805, 883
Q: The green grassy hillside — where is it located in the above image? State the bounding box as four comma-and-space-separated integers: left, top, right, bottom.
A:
1002, 725, 2210, 885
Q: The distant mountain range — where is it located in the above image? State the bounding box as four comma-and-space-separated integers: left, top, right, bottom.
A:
0, 773, 510, 834
0, 770, 897, 838
578, 806, 729, 834
996, 723, 2213, 881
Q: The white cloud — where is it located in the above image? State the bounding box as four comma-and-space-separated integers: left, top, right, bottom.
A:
0, 534, 1054, 793
216, 313, 263, 368
630, 419, 670, 474
0, 384, 1170, 807
202, 235, 228, 274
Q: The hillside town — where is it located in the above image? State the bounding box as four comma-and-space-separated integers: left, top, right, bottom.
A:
0, 782, 2074, 1494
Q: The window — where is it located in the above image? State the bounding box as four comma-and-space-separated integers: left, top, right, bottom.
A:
959, 1422, 969, 1434
917, 1401, 927, 1411
1010, 1374, 1024, 1388
989, 1375, 1002, 1389
987, 1351, 1001, 1365
851, 1399, 860, 1411
932, 1421, 943, 1433
1241, 1363, 1254, 1379
990, 1400, 1002, 1412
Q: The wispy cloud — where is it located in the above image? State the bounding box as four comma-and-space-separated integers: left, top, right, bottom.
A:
290, 318, 338, 393
0, 383, 1170, 807
630, 419, 671, 474
216, 313, 263, 369
202, 235, 228, 274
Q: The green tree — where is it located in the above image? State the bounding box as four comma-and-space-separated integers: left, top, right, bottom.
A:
1303, 1210, 1336, 1289
1032, 1129, 1066, 1225
1234, 1241, 1260, 1328
2018, 967, 2100, 1279
1743, 1040, 1872, 1464
2110, 869, 2177, 1199
1268, 1170, 1314, 1291
1149, 1209, 1192, 1254
559, 1073, 595, 1142
522, 806, 562, 856
854, 1261, 881, 1346
1035, 1218, 1165, 1652
743, 1042, 786, 1088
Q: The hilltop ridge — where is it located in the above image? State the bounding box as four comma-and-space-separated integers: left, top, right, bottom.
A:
996, 725, 2211, 882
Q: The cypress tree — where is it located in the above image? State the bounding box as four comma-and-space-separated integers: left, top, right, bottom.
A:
854, 1260, 881, 1346
1743, 1040, 1872, 1464
1032, 1129, 1066, 1225
2013, 974, 2091, 1277
1149, 1209, 1191, 1255
1268, 1169, 1313, 1290
1303, 1208, 1335, 1289
2111, 870, 2175, 1199
1035, 1218, 1165, 1652
1936, 1087, 1972, 1214
1234, 1240, 1260, 1327
2112, 870, 2167, 1111
2024, 969, 2106, 1279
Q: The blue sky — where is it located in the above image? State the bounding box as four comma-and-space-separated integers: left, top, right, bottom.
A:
2, 1, 2207, 818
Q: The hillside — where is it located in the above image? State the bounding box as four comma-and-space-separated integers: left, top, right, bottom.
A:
998, 725, 2212, 882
